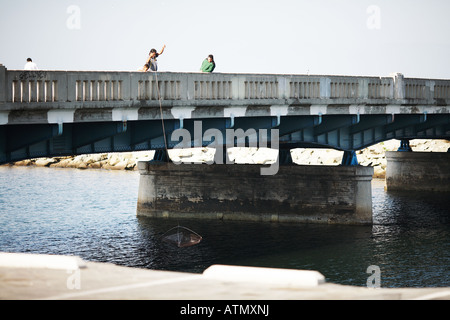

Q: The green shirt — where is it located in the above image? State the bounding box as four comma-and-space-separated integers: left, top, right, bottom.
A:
200, 59, 215, 72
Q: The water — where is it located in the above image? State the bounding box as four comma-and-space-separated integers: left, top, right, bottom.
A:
0, 165, 449, 288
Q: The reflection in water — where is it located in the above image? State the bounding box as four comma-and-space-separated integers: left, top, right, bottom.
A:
0, 166, 449, 288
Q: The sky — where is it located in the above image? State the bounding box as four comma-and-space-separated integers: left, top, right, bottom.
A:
0, 0, 449, 79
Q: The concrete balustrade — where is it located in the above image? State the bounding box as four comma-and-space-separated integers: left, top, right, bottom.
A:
194, 80, 233, 100
367, 78, 393, 99
435, 82, 450, 100
290, 79, 321, 99
1, 67, 449, 114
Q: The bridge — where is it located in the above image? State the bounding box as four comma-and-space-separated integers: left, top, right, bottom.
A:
1, 64, 449, 224
1, 64, 449, 164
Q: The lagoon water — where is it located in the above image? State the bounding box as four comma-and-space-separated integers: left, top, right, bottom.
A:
0, 165, 449, 288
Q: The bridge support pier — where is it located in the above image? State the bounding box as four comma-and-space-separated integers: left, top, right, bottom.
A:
279, 149, 293, 165
136, 161, 374, 225
385, 151, 450, 192
397, 139, 412, 152
341, 151, 359, 166
151, 149, 170, 163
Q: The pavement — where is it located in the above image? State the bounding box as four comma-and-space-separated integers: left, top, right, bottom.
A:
1, 252, 449, 300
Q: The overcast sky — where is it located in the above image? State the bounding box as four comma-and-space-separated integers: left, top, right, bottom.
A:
1, 0, 449, 78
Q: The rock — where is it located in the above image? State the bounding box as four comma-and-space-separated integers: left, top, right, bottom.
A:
373, 165, 385, 179
13, 159, 33, 166
35, 158, 57, 167
77, 162, 88, 170
107, 154, 121, 166
111, 161, 127, 170
88, 161, 103, 169
170, 148, 215, 164
50, 159, 68, 168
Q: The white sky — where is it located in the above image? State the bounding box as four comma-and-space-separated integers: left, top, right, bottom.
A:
1, 0, 449, 78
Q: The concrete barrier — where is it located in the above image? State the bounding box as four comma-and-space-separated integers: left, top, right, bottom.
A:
0, 252, 86, 270
203, 265, 325, 287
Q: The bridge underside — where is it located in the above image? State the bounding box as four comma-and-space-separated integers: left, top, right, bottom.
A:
1, 113, 449, 165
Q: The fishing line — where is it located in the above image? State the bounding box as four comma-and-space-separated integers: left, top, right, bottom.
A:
154, 62, 185, 226
154, 71, 169, 158
153, 56, 202, 248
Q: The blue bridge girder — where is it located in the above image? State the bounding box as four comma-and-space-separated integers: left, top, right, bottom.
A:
1, 113, 449, 165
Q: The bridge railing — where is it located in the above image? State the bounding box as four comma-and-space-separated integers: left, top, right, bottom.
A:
1, 66, 449, 108
403, 78, 450, 100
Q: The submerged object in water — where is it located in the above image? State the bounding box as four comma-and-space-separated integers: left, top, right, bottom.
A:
161, 226, 202, 248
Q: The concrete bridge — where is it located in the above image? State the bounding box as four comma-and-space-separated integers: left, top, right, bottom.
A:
1, 64, 449, 224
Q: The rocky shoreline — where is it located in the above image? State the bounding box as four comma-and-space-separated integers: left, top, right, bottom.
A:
4, 139, 449, 179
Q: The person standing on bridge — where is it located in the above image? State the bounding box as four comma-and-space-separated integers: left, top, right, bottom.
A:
200, 54, 215, 73
145, 44, 166, 72
24, 58, 38, 70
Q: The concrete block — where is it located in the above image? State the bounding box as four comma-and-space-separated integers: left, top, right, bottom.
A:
203, 265, 325, 287
0, 252, 86, 270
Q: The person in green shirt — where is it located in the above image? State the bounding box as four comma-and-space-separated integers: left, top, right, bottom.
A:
200, 54, 216, 72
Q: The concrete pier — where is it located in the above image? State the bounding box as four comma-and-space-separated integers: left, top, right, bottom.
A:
385, 151, 450, 192
137, 162, 374, 225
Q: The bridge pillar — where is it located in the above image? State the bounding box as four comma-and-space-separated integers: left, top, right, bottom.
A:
136, 162, 374, 225
385, 151, 450, 192
397, 139, 412, 152
341, 151, 359, 166
151, 149, 170, 163
279, 149, 293, 165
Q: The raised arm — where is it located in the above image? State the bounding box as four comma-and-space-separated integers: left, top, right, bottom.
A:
158, 44, 166, 55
